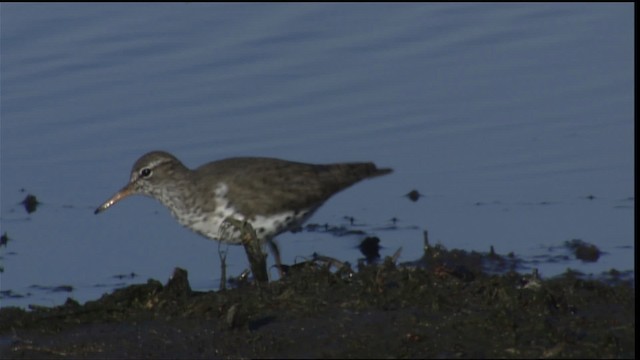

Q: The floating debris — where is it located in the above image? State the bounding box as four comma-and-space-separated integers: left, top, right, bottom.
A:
113, 272, 138, 280
304, 223, 366, 237
51, 285, 74, 293
565, 239, 601, 262
404, 189, 424, 202
0, 232, 9, 247
21, 194, 40, 214
0, 289, 25, 299
358, 236, 381, 263
277, 253, 351, 278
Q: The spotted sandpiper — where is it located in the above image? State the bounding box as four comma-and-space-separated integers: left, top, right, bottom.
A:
95, 151, 392, 279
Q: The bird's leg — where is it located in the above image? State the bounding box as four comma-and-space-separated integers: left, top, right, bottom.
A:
221, 217, 268, 284
217, 241, 228, 290
266, 238, 285, 278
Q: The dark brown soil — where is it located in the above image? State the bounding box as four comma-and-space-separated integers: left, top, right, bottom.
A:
0, 244, 634, 359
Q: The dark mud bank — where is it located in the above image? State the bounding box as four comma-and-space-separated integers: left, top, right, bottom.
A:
0, 247, 634, 358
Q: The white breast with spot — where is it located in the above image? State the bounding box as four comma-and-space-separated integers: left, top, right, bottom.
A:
172, 182, 316, 245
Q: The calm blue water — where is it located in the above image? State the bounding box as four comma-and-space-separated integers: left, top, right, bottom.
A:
1, 3, 634, 308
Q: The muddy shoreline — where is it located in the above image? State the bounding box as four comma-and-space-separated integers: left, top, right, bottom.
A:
0, 245, 634, 359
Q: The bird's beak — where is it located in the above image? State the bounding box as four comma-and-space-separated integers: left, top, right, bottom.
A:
94, 183, 135, 214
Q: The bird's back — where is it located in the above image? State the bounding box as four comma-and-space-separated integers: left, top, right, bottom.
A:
194, 157, 392, 217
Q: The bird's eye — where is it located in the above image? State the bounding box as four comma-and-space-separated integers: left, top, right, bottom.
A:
140, 168, 152, 178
